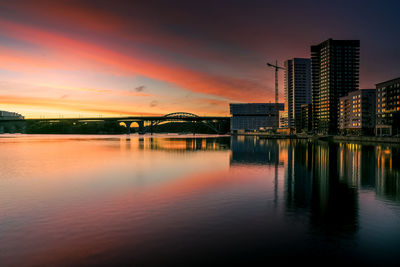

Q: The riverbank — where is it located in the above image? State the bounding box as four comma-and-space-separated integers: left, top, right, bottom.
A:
232, 132, 400, 143
332, 135, 400, 144
231, 132, 309, 139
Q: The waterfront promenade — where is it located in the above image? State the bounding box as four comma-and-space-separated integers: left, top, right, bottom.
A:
232, 132, 400, 144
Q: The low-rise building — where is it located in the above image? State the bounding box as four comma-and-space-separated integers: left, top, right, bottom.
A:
376, 77, 400, 136
0, 111, 24, 120
230, 103, 284, 132
0, 110, 25, 134
338, 89, 376, 135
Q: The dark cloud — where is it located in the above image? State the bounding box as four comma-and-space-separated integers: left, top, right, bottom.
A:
2, 0, 400, 108
134, 85, 146, 92
150, 100, 158, 107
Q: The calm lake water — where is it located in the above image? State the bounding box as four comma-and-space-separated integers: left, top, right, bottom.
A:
0, 134, 399, 266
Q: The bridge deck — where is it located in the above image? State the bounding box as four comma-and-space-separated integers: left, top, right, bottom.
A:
22, 116, 230, 122
1, 117, 229, 122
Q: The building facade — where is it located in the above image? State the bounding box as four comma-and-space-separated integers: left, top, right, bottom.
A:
338, 89, 376, 135
279, 110, 289, 129
376, 77, 400, 136
284, 58, 311, 131
0, 110, 24, 120
300, 104, 313, 133
230, 103, 284, 132
0, 110, 25, 134
311, 39, 360, 134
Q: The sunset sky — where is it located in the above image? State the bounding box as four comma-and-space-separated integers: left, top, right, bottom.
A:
1, 0, 399, 117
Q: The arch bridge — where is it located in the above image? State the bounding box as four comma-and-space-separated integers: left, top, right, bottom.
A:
118, 112, 227, 134
20, 112, 230, 134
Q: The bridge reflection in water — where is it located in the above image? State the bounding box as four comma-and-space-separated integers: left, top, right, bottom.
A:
120, 135, 230, 151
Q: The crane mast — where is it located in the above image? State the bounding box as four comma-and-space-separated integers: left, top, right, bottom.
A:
267, 60, 285, 130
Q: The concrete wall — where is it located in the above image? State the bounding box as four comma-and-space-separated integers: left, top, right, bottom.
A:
0, 121, 26, 133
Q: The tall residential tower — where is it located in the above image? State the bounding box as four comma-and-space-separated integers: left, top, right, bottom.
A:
284, 58, 311, 131
311, 39, 360, 134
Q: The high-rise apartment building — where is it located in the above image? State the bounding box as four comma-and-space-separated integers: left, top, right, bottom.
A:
284, 58, 311, 131
300, 104, 312, 133
311, 39, 360, 134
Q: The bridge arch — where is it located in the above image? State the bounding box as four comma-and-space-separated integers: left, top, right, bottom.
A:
119, 120, 145, 134
162, 112, 199, 119
144, 112, 221, 134
119, 121, 140, 128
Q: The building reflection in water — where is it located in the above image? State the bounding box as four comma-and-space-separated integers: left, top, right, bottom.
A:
375, 145, 400, 201
230, 136, 400, 238
230, 136, 285, 205
337, 142, 400, 202
308, 141, 358, 237
230, 135, 282, 166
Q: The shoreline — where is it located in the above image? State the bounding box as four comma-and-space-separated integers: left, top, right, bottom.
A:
231, 132, 400, 144
1, 132, 400, 144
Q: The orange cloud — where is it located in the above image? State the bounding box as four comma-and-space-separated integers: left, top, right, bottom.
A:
70, 87, 152, 98
0, 18, 272, 102
0, 94, 162, 116
0, 47, 65, 71
1, 0, 253, 69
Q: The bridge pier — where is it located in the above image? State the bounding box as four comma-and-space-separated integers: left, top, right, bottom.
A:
122, 121, 132, 134
122, 120, 145, 135
138, 121, 145, 135
150, 121, 154, 135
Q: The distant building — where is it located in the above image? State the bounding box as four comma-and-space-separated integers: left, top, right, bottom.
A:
376, 77, 400, 136
279, 110, 289, 129
230, 103, 284, 132
0, 111, 24, 120
338, 89, 376, 135
300, 104, 312, 133
0, 110, 25, 134
311, 39, 360, 134
284, 58, 311, 131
